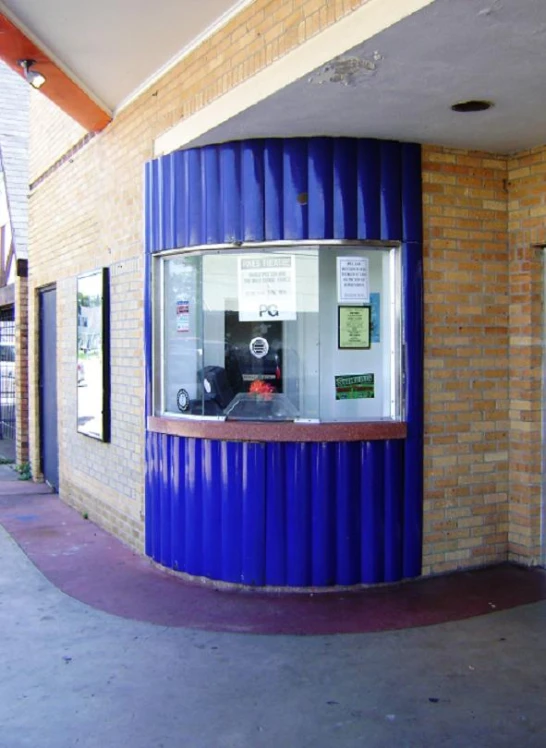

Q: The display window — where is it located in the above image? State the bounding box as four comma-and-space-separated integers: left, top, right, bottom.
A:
153, 243, 403, 422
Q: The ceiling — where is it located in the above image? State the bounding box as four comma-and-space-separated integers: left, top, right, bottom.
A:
0, 0, 252, 120
1, 0, 546, 153
181, 0, 546, 154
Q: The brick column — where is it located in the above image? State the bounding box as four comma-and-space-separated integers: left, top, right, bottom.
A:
507, 147, 546, 565
15, 260, 29, 465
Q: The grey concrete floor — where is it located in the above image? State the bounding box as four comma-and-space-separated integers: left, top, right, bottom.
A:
0, 524, 545, 748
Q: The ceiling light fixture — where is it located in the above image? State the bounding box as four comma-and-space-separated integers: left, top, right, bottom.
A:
18, 59, 46, 89
451, 100, 493, 113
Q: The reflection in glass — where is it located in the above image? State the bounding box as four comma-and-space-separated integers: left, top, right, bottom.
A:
77, 269, 110, 440
156, 245, 402, 423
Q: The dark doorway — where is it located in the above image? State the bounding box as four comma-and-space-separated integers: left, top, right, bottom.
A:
39, 286, 58, 491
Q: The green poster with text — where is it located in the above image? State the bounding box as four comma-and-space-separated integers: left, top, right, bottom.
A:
335, 373, 374, 400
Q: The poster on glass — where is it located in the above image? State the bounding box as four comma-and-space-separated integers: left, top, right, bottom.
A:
77, 268, 110, 441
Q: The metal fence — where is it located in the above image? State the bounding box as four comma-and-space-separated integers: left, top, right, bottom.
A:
0, 305, 15, 442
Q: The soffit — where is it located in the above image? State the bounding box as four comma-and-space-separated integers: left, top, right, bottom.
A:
161, 0, 546, 155
0, 0, 253, 128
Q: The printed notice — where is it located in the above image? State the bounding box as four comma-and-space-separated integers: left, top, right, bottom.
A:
337, 256, 370, 304
335, 373, 375, 400
238, 255, 296, 322
338, 306, 371, 349
176, 300, 190, 333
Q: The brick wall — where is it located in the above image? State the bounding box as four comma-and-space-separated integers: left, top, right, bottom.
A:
421, 146, 510, 574
507, 146, 546, 565
29, 91, 87, 184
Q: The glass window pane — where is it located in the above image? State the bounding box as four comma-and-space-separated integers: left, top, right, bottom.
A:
318, 245, 400, 421
162, 255, 204, 416
157, 244, 401, 423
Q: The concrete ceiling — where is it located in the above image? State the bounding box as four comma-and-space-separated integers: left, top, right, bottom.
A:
0, 0, 252, 112
1, 0, 546, 153
183, 0, 546, 154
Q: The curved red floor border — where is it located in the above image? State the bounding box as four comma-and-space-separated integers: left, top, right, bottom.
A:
1, 484, 545, 635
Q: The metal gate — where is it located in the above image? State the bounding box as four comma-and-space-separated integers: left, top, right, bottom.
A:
0, 305, 15, 446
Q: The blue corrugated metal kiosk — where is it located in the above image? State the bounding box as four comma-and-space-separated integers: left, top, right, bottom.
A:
144, 137, 423, 587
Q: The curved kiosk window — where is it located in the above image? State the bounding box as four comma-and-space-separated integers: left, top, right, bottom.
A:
155, 244, 402, 424
145, 137, 423, 588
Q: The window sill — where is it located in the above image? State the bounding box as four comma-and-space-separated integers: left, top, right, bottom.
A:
147, 416, 407, 443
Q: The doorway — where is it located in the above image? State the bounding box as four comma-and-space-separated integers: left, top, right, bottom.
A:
39, 286, 58, 491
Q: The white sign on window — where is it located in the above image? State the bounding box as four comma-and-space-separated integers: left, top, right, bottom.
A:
337, 256, 370, 304
238, 255, 296, 321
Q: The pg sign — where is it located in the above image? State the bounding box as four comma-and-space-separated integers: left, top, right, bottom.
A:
259, 304, 279, 318
238, 255, 297, 322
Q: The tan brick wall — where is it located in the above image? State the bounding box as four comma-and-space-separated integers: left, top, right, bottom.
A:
421, 146, 510, 575
28, 131, 145, 548
29, 91, 87, 183
507, 146, 546, 565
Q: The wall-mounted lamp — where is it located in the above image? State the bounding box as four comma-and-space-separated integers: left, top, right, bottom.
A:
18, 59, 46, 89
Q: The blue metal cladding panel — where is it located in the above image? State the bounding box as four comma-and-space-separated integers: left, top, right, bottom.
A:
384, 439, 404, 582
335, 442, 361, 585
159, 432, 172, 568
311, 442, 336, 586
403, 238, 424, 578
170, 436, 185, 573
357, 139, 381, 240
173, 149, 188, 249
203, 147, 221, 245
361, 441, 385, 583
144, 162, 154, 254
333, 138, 358, 239
150, 158, 161, 253
144, 431, 156, 559
308, 138, 333, 239
202, 439, 222, 581
242, 140, 265, 242
285, 442, 312, 586
157, 153, 173, 251
241, 442, 266, 585
264, 139, 284, 240
144, 435, 407, 585
220, 441, 243, 583
144, 136, 423, 586
380, 141, 402, 241
187, 149, 204, 246
184, 438, 203, 575
220, 142, 242, 243
265, 442, 286, 585
402, 143, 423, 243
283, 139, 308, 240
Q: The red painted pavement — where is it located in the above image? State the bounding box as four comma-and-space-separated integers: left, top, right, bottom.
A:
0, 481, 545, 635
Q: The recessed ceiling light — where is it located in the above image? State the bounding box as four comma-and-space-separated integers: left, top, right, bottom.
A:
451, 100, 493, 113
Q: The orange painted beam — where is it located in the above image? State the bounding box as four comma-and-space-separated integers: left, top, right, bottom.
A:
0, 13, 111, 132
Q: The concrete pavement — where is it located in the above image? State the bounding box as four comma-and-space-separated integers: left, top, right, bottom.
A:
1, 518, 545, 747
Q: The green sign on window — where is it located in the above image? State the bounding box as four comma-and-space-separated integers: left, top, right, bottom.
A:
335, 373, 375, 400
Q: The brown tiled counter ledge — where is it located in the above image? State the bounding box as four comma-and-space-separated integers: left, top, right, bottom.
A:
147, 416, 407, 443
